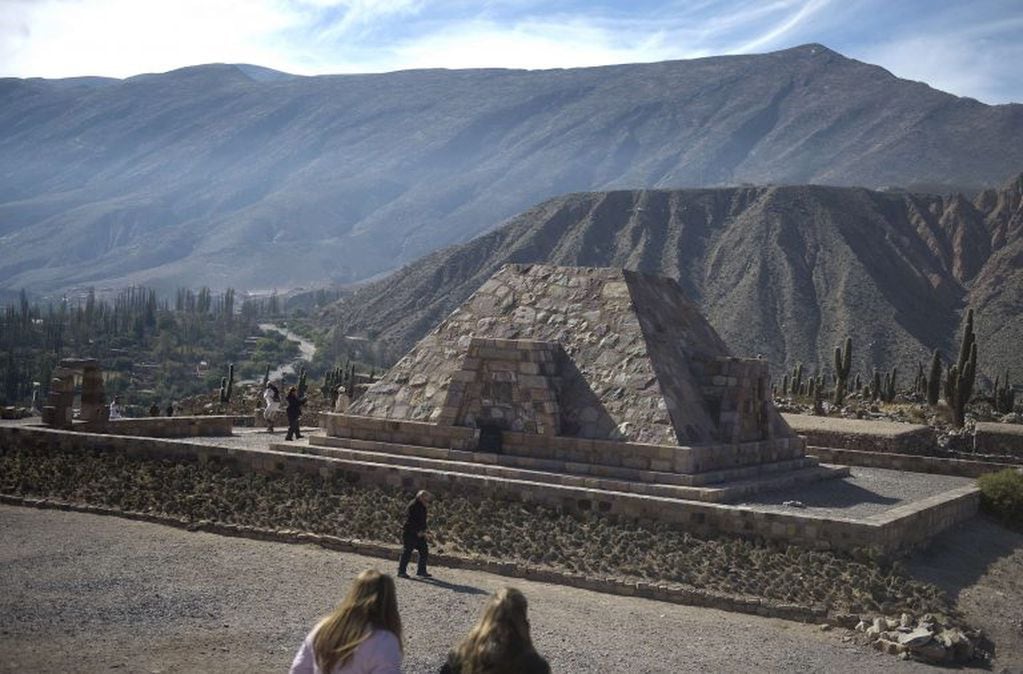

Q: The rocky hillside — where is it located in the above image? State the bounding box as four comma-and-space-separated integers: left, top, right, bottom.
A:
320, 175, 1023, 379
1, 44, 1022, 293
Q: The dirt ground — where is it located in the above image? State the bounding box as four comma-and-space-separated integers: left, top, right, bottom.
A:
907, 517, 1023, 671
0, 504, 970, 674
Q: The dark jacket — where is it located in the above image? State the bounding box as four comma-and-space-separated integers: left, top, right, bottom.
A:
403, 497, 427, 536
285, 391, 306, 420
439, 648, 551, 674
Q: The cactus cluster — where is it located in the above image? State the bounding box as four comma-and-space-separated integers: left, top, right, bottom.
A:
994, 371, 1015, 414
945, 309, 977, 428
882, 367, 897, 403
321, 360, 357, 407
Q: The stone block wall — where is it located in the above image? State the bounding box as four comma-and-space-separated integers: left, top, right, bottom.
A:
89, 416, 235, 438
809, 446, 1016, 478
974, 422, 1023, 458
322, 413, 479, 450
41, 358, 106, 429
783, 414, 936, 454
436, 338, 563, 435
693, 356, 791, 444
0, 425, 976, 556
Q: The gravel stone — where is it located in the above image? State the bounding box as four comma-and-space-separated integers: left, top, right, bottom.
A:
0, 505, 941, 674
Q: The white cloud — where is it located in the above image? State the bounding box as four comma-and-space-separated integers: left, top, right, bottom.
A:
0, 0, 1019, 103
0, 0, 314, 77
860, 34, 1023, 104
734, 0, 832, 53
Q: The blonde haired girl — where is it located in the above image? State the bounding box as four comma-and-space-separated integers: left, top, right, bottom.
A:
440, 587, 550, 674
289, 569, 403, 674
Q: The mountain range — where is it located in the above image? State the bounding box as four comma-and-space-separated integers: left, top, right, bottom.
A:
319, 175, 1023, 379
1, 43, 1022, 294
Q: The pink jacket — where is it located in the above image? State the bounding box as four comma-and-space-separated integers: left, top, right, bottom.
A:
289, 628, 401, 674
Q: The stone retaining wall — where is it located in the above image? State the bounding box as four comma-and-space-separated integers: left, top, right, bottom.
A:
0, 425, 977, 557
974, 422, 1023, 458
323, 413, 807, 477
322, 413, 479, 450
809, 446, 1017, 478
783, 414, 936, 454
85, 416, 235, 438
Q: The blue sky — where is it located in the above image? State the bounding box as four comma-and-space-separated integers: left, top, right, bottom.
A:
2, 0, 1021, 103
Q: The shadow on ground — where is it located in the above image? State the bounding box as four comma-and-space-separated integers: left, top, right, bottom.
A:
409, 576, 489, 596
908, 515, 1023, 670
747, 479, 899, 509
909, 516, 1023, 599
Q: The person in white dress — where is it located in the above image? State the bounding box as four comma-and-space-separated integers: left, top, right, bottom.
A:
263, 383, 280, 432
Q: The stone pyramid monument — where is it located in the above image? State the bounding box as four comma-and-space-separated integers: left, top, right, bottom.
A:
351, 263, 793, 447
316, 263, 845, 506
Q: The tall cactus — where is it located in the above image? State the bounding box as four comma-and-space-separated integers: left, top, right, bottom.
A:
994, 371, 1015, 414
297, 366, 308, 399
321, 369, 333, 400
833, 337, 852, 405
792, 363, 803, 399
928, 350, 943, 406
261, 364, 270, 389
218, 363, 235, 404
871, 369, 882, 401
883, 366, 897, 403
947, 309, 977, 428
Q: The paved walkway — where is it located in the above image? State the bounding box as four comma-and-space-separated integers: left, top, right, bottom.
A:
0, 505, 935, 674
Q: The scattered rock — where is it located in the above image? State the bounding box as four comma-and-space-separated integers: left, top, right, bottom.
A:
912, 639, 947, 663
898, 627, 932, 648
782, 500, 806, 508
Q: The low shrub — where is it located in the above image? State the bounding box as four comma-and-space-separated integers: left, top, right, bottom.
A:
977, 469, 1023, 529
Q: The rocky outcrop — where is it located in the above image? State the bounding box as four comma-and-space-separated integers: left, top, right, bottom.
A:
322, 175, 1023, 378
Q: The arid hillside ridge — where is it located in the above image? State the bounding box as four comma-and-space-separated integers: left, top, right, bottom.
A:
1, 43, 1022, 294
319, 174, 1023, 378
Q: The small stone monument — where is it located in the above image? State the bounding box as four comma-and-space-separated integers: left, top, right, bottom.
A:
41, 358, 106, 429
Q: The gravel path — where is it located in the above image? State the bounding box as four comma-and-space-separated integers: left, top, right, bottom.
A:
740, 467, 975, 520
0, 505, 939, 674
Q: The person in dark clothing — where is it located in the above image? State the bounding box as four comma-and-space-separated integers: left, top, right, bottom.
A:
148, 403, 160, 417
439, 587, 550, 674
284, 386, 306, 441
398, 490, 431, 578
165, 403, 174, 417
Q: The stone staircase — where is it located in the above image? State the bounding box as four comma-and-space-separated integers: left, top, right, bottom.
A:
271, 434, 849, 504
